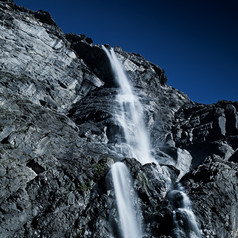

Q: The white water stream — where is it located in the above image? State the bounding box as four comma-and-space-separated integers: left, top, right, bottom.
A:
103, 46, 148, 238
169, 185, 202, 238
103, 46, 156, 165
111, 162, 143, 238
103, 46, 201, 238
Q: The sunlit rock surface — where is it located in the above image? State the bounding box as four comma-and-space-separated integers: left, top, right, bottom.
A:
0, 0, 238, 237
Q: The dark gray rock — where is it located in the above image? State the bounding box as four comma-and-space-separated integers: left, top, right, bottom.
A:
229, 149, 238, 163
181, 156, 238, 237
0, 1, 237, 237
172, 101, 238, 167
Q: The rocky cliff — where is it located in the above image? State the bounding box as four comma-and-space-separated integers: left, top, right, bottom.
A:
0, 0, 238, 237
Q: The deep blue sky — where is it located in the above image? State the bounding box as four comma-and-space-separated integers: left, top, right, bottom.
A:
14, 0, 238, 104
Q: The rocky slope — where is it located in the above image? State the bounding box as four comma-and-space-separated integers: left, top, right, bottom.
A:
0, 0, 237, 237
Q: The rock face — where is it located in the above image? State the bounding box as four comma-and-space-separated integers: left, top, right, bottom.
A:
0, 1, 238, 237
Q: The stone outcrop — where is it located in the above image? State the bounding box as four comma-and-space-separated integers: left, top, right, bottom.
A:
182, 156, 238, 237
0, 1, 238, 237
172, 100, 238, 167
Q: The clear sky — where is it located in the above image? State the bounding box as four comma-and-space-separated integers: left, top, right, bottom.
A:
14, 0, 238, 104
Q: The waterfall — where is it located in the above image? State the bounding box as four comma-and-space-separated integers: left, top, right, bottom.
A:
111, 162, 143, 238
102, 46, 156, 165
103, 45, 201, 237
103, 46, 147, 238
168, 185, 202, 238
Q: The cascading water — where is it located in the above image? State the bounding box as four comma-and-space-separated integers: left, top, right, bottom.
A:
103, 46, 149, 238
168, 185, 202, 238
111, 162, 143, 238
103, 46, 156, 165
103, 45, 201, 237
